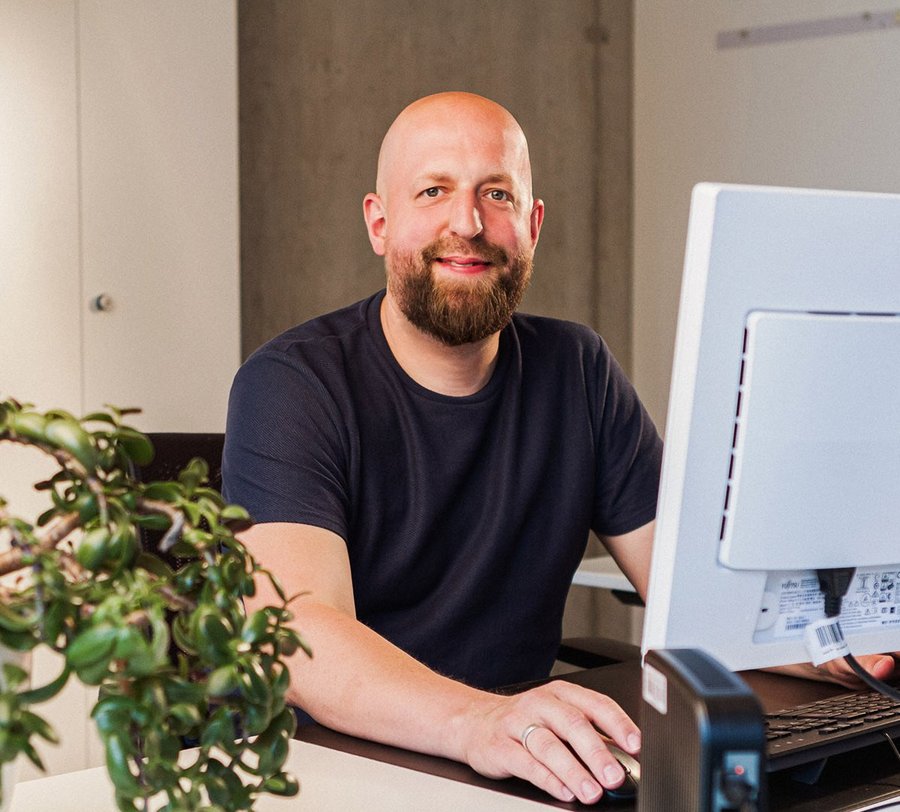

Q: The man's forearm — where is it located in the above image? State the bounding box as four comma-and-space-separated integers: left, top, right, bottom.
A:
280, 598, 487, 761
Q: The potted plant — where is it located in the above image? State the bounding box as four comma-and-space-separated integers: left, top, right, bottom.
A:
0, 398, 307, 811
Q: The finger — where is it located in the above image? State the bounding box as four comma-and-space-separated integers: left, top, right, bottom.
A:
548, 682, 641, 753
852, 653, 897, 679
538, 711, 630, 799
519, 724, 607, 804
818, 654, 889, 682
495, 732, 577, 803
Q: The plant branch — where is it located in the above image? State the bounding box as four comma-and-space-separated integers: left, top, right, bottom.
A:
0, 511, 82, 576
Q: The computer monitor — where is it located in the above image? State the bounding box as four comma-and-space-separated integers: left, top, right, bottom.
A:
642, 183, 900, 672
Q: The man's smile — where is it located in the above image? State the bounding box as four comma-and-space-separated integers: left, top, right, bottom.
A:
435, 255, 493, 273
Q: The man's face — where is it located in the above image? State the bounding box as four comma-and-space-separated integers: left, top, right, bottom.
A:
364, 96, 544, 345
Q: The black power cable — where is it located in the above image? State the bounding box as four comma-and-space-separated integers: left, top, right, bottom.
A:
816, 567, 900, 703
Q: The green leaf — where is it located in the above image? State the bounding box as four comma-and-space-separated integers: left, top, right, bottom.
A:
200, 707, 235, 749
104, 733, 142, 799
0, 628, 39, 652
75, 527, 112, 571
142, 482, 182, 502
20, 710, 59, 744
40, 600, 69, 645
1, 663, 28, 689
114, 427, 154, 466
44, 417, 98, 470
261, 772, 300, 797
239, 659, 271, 708
241, 610, 268, 645
18, 665, 71, 705
8, 411, 48, 443
134, 551, 174, 579
179, 458, 209, 491
82, 412, 118, 425
206, 664, 239, 698
168, 702, 202, 729
0, 602, 35, 633
171, 614, 197, 656
66, 624, 118, 670
92, 695, 139, 734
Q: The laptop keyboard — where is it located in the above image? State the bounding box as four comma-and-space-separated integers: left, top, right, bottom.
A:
766, 687, 900, 769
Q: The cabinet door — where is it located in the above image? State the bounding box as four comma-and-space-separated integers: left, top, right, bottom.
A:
0, 2, 96, 782
1, 1, 240, 780
0, 3, 82, 422
79, 1, 240, 432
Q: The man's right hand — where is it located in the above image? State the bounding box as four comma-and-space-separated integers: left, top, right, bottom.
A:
455, 681, 641, 805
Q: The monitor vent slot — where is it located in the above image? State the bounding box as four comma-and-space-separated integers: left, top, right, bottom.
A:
720, 328, 749, 542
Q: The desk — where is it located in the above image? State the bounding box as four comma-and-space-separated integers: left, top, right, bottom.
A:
296, 663, 900, 811
572, 556, 635, 594
12, 663, 900, 811
10, 738, 549, 811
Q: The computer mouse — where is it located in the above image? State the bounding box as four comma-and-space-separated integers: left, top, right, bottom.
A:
602, 743, 640, 802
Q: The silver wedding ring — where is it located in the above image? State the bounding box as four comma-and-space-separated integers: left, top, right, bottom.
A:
521, 723, 541, 754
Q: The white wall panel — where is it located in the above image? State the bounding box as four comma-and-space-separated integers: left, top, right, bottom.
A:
633, 1, 900, 431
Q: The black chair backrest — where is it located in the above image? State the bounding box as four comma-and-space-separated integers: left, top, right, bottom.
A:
129, 432, 225, 566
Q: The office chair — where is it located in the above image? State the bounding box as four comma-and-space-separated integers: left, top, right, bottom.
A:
556, 636, 640, 669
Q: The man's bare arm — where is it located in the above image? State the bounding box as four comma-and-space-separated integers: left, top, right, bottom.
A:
241, 521, 642, 805
601, 519, 655, 602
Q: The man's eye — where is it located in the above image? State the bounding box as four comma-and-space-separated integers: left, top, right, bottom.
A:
488, 189, 510, 202
422, 187, 441, 198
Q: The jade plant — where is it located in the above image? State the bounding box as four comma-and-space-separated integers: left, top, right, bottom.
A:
0, 398, 308, 810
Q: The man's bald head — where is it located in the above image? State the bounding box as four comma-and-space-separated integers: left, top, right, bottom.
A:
375, 92, 534, 203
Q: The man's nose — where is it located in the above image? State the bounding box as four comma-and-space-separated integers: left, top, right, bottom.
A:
447, 193, 484, 240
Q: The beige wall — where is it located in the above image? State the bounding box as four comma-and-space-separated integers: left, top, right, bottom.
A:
633, 1, 900, 432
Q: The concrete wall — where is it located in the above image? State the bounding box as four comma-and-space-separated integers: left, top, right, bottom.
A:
633, 1, 900, 431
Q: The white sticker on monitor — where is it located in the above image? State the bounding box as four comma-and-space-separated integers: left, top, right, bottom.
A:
642, 662, 668, 715
804, 618, 850, 665
753, 567, 900, 643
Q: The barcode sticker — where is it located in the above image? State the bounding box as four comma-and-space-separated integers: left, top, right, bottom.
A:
804, 617, 850, 665
642, 662, 668, 715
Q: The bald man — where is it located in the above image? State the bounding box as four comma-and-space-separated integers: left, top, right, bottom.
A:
223, 92, 663, 804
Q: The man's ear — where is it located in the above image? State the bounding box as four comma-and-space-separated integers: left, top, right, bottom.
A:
530, 198, 545, 247
363, 193, 387, 256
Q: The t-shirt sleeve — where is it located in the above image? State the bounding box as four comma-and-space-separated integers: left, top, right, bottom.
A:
591, 343, 663, 537
221, 349, 352, 541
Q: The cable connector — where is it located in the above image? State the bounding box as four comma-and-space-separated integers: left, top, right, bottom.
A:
816, 567, 856, 618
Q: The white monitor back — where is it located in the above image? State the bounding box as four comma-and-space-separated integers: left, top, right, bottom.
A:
642, 183, 900, 672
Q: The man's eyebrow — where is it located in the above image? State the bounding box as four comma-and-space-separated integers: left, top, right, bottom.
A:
481, 173, 515, 186
411, 172, 516, 187
412, 172, 455, 187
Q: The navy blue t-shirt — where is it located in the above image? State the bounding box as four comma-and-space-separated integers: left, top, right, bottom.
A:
223, 290, 662, 689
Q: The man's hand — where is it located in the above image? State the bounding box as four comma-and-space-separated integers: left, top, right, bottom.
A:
772, 652, 898, 689
455, 681, 640, 805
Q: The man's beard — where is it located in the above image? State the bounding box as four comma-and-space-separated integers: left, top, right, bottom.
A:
386, 237, 533, 346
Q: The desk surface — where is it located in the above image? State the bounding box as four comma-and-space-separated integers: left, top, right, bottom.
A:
10, 738, 550, 812
295, 662, 900, 812
571, 556, 635, 592
12, 663, 900, 811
